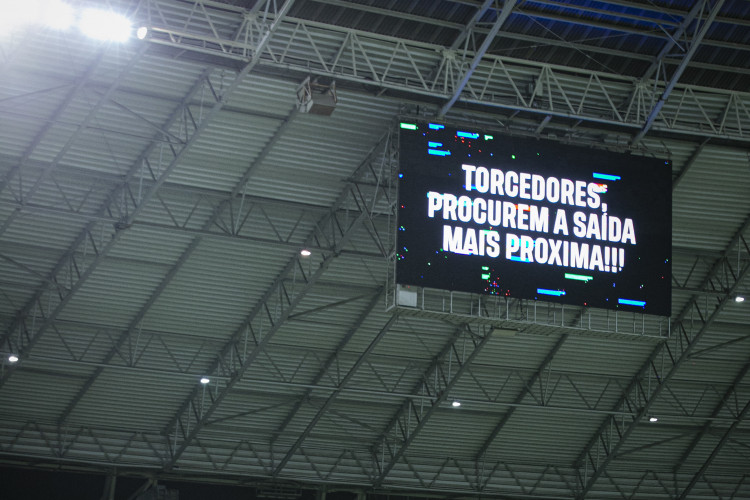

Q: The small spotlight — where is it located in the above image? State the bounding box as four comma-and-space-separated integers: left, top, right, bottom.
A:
136, 26, 148, 39
8, 354, 19, 364
451, 400, 461, 407
735, 296, 745, 303
200, 377, 210, 385
79, 8, 132, 42
649, 416, 658, 423
300, 249, 311, 257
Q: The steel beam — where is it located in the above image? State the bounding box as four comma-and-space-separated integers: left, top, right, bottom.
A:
449, 0, 494, 51
674, 357, 750, 473
641, 0, 706, 82
161, 127, 397, 469
632, 0, 726, 145
677, 395, 750, 500
373, 325, 494, 488
0, 49, 105, 198
474, 333, 568, 462
1, 417, 750, 497
135, 0, 750, 144
672, 139, 709, 191
574, 212, 750, 499
0, 0, 295, 386
270, 289, 384, 443
0, 47, 140, 238
0, 151, 384, 260
0, 197, 382, 260
439, 0, 518, 117
316, 0, 748, 53
54, 106, 299, 424
272, 312, 397, 477
125, 479, 156, 500
5, 325, 747, 427
100, 474, 116, 500
0, 66, 210, 378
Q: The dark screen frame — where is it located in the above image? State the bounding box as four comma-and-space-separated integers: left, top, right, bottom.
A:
396, 122, 672, 317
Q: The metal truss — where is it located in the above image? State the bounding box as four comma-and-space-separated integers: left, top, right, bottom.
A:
136, 0, 750, 144
1, 308, 742, 429
315, 0, 749, 57
271, 312, 397, 477
0, 67, 210, 382
574, 214, 750, 499
0, 155, 384, 260
52, 104, 301, 424
0, 47, 106, 206
675, 358, 750, 478
448, 0, 494, 53
267, 291, 385, 449
370, 324, 493, 487
473, 333, 569, 464
161, 125, 398, 469
0, 148, 729, 300
674, 356, 750, 500
1, 303, 748, 498
2, 3, 750, 498
632, 0, 726, 144
1, 417, 748, 499
640, 1, 707, 82
0, 46, 140, 238
0, 0, 295, 385
438, 0, 517, 117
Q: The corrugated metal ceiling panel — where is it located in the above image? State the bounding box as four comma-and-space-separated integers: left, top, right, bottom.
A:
2, 1, 750, 499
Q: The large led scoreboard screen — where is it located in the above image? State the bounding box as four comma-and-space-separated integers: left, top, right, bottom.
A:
396, 122, 672, 317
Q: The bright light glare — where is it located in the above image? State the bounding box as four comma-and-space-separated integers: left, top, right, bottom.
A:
0, 0, 74, 33
300, 249, 312, 257
735, 296, 745, 303
136, 26, 148, 40
0, 1, 40, 33
649, 416, 658, 423
41, 1, 75, 30
8, 354, 19, 363
451, 400, 461, 407
79, 8, 132, 42
200, 377, 210, 385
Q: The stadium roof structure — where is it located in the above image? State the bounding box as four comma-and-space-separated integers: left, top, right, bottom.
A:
1, 1, 750, 499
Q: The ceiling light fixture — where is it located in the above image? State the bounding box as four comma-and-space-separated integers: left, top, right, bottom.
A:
648, 416, 658, 423
8, 354, 19, 364
735, 296, 745, 303
451, 400, 461, 407
300, 249, 311, 257
200, 377, 210, 385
